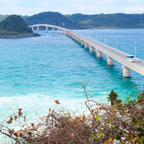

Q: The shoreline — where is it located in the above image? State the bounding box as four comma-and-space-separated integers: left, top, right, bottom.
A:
0, 33, 40, 39
71, 27, 144, 30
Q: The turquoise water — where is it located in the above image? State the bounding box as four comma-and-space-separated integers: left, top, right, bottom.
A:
0, 29, 144, 121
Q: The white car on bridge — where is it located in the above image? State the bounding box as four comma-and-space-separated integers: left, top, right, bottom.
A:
127, 55, 135, 63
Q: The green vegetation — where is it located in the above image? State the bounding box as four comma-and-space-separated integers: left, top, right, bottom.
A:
24, 12, 144, 29
0, 15, 7, 22
1, 12, 144, 29
0, 89, 144, 144
24, 12, 77, 29
107, 90, 122, 105
0, 15, 35, 37
66, 13, 144, 29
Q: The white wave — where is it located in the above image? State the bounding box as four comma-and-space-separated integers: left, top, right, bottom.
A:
0, 93, 108, 122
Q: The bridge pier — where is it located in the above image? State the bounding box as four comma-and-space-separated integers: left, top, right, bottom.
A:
46, 26, 48, 32
52, 27, 55, 32
81, 41, 84, 46
28, 24, 144, 77
89, 46, 94, 53
122, 66, 131, 78
97, 50, 103, 58
84, 43, 88, 49
107, 56, 114, 66
37, 26, 40, 31
77, 39, 80, 44
32, 26, 34, 31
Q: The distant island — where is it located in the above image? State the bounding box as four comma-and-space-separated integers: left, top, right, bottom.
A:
24, 12, 144, 29
0, 15, 39, 38
1, 12, 144, 30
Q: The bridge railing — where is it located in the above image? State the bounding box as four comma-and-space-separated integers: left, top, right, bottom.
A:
29, 24, 66, 32
28, 24, 144, 77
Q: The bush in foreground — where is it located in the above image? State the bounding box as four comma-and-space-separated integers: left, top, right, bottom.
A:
0, 90, 144, 144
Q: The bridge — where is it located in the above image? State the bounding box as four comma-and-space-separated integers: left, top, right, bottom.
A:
29, 24, 65, 33
29, 24, 144, 78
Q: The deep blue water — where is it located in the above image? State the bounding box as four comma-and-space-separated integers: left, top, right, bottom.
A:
0, 29, 144, 121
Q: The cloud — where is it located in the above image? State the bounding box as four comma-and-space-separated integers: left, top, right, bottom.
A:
123, 6, 144, 13
0, 0, 144, 15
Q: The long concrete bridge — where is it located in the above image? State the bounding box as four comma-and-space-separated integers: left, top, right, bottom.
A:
29, 24, 65, 33
29, 24, 144, 78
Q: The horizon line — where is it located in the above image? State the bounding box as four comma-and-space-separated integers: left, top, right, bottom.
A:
0, 11, 144, 16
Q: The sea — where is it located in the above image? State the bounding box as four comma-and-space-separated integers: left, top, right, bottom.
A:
0, 29, 144, 124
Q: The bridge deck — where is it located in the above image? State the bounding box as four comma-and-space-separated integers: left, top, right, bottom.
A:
65, 30, 144, 76
29, 24, 144, 76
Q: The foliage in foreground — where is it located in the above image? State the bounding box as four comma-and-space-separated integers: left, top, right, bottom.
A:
0, 90, 144, 144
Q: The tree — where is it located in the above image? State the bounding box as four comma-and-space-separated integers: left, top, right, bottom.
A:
107, 90, 120, 105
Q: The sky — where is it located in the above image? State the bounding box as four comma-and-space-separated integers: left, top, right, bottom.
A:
0, 0, 144, 15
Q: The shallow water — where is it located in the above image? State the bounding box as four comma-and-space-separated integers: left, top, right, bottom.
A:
0, 29, 144, 122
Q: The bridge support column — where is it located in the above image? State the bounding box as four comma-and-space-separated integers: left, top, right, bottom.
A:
107, 56, 114, 66
46, 26, 48, 32
89, 46, 94, 53
81, 41, 84, 46
52, 27, 55, 32
32, 26, 34, 31
37, 26, 40, 31
122, 66, 131, 78
77, 39, 80, 44
97, 50, 103, 58
84, 43, 88, 49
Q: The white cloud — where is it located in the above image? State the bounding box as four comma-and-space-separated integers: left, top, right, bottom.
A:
0, 0, 144, 15
123, 6, 144, 13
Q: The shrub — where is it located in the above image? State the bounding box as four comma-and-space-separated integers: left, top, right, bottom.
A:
0, 90, 144, 144
107, 90, 122, 105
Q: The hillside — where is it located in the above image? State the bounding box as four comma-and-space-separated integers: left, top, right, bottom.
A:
66, 13, 144, 29
1, 12, 144, 29
25, 12, 144, 29
25, 12, 77, 29
0, 15, 7, 21
0, 15, 36, 37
